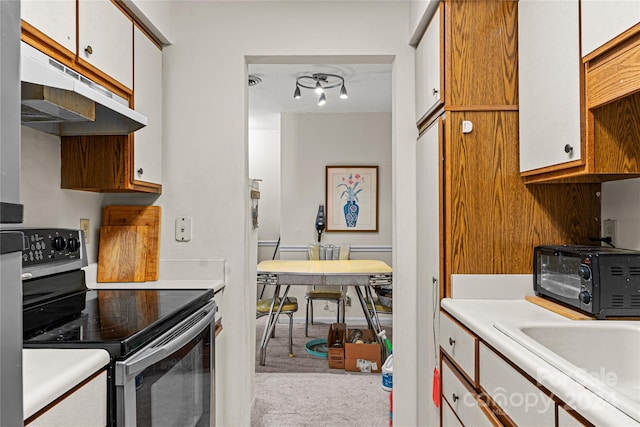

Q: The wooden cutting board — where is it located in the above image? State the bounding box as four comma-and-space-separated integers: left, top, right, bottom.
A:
97, 225, 149, 282
102, 205, 161, 281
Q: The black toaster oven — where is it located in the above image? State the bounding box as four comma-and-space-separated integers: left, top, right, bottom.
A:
534, 245, 640, 319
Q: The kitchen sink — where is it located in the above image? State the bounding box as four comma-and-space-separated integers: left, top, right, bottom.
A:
494, 321, 640, 422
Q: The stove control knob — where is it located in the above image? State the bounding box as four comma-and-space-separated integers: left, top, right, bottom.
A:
67, 237, 81, 252
578, 265, 591, 280
52, 236, 67, 251
579, 290, 592, 305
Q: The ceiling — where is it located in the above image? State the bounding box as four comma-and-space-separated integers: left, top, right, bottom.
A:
248, 63, 392, 129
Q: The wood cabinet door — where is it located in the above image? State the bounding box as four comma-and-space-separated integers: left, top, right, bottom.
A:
21, 0, 76, 54
581, 0, 640, 57
518, 0, 582, 173
133, 26, 163, 186
78, 0, 133, 89
415, 6, 442, 124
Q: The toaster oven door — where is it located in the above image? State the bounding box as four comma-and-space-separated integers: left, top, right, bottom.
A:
535, 250, 589, 310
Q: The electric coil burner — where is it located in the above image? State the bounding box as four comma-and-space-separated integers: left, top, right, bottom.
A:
21, 228, 216, 426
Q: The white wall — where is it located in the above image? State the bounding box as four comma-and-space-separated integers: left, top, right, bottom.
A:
155, 2, 417, 426
602, 179, 640, 250
280, 112, 392, 249
20, 126, 104, 263
248, 128, 281, 262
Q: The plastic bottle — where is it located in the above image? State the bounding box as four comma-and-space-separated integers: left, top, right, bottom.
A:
381, 353, 393, 392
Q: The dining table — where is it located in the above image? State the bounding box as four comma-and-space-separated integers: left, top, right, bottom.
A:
256, 259, 392, 365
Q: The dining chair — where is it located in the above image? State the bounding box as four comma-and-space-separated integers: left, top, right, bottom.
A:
304, 244, 349, 336
256, 296, 299, 360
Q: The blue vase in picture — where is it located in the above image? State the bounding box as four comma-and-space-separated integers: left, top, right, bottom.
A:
343, 200, 359, 227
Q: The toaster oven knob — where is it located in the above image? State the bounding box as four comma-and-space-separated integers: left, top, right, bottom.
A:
52, 236, 67, 251
578, 265, 591, 280
579, 290, 592, 304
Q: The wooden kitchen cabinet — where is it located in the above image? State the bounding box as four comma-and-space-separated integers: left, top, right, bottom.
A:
518, 0, 582, 175
415, 0, 600, 296
21, 0, 76, 55
60, 24, 163, 193
519, 1, 640, 184
415, 4, 443, 123
77, 0, 133, 90
132, 25, 163, 186
581, 0, 640, 57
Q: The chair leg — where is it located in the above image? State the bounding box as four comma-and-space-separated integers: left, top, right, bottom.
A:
288, 313, 294, 358
336, 299, 340, 323
310, 300, 314, 325
305, 297, 310, 337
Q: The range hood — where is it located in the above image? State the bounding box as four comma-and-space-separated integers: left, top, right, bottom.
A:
20, 42, 147, 136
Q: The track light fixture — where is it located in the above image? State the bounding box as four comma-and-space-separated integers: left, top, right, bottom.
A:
293, 73, 348, 106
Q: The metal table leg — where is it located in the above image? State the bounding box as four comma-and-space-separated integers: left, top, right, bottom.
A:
353, 285, 375, 330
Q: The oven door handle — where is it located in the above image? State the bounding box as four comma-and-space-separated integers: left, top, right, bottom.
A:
123, 301, 216, 378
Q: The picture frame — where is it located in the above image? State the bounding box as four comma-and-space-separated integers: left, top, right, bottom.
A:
326, 165, 378, 232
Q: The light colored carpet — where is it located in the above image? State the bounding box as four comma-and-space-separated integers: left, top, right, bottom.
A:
251, 372, 390, 427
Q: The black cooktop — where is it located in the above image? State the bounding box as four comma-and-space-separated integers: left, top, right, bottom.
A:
24, 288, 214, 359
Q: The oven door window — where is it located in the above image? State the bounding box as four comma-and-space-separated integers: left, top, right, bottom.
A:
135, 330, 210, 427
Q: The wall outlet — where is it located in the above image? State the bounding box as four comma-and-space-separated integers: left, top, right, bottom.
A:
80, 219, 90, 244
603, 219, 616, 246
175, 217, 192, 242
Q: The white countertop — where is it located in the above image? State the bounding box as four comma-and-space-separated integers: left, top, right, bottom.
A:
88, 278, 226, 292
23, 348, 110, 420
441, 298, 639, 426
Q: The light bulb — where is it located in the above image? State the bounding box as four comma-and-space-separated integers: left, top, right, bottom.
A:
293, 85, 301, 99
318, 92, 326, 106
339, 84, 348, 100
315, 80, 323, 94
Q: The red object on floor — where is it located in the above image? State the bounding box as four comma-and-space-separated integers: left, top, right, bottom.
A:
432, 367, 441, 407
389, 390, 393, 426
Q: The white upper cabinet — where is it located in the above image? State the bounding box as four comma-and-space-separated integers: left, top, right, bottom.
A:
581, 0, 640, 57
78, 0, 133, 89
133, 26, 163, 185
518, 0, 581, 173
21, 0, 76, 53
415, 6, 442, 123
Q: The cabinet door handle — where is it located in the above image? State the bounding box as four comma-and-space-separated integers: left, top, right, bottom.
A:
452, 393, 459, 402
564, 144, 573, 153
432, 88, 439, 96
137, 168, 144, 176
449, 337, 455, 346
84, 45, 93, 55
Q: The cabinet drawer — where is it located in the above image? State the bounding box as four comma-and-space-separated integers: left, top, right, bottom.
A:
479, 343, 554, 426
440, 311, 478, 385
557, 405, 590, 427
442, 357, 499, 427
442, 399, 463, 427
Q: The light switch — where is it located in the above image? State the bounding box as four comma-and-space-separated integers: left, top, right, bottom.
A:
175, 217, 192, 242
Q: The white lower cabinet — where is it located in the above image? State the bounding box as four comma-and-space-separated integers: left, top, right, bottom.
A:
27, 371, 107, 427
479, 343, 555, 426
442, 357, 497, 427
440, 310, 593, 427
442, 400, 464, 427
557, 405, 589, 427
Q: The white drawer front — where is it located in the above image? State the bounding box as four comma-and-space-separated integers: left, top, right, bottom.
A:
442, 359, 495, 427
558, 405, 587, 427
440, 312, 477, 382
479, 343, 554, 426
442, 400, 464, 427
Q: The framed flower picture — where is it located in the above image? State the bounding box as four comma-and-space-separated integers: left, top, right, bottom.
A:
326, 165, 378, 232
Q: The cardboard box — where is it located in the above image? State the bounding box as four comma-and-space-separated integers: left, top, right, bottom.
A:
345, 328, 382, 373
327, 323, 346, 369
